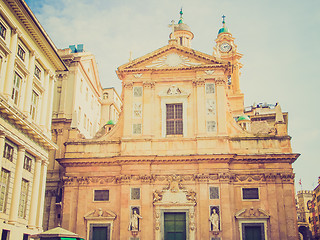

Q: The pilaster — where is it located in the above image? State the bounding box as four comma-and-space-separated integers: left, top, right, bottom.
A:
0, 132, 5, 171
23, 51, 36, 115
28, 157, 42, 229
8, 145, 25, 225
36, 160, 48, 230
123, 82, 133, 137
193, 78, 206, 136
45, 73, 55, 135
3, 28, 19, 98
216, 78, 227, 134
142, 81, 154, 136
40, 70, 50, 129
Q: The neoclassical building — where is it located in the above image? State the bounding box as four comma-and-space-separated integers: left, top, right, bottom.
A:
59, 12, 299, 240
43, 45, 121, 231
0, 0, 67, 239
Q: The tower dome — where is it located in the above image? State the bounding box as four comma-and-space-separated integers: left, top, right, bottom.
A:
169, 9, 194, 48
218, 15, 230, 35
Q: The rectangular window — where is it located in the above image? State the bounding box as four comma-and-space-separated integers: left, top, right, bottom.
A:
17, 45, 25, 61
166, 103, 183, 135
34, 65, 41, 79
94, 190, 109, 201
23, 155, 32, 172
0, 169, 9, 212
30, 90, 39, 120
242, 188, 259, 200
18, 179, 29, 218
131, 188, 141, 200
3, 143, 14, 162
1, 229, 10, 240
209, 186, 219, 199
0, 22, 6, 39
12, 72, 21, 105
22, 234, 29, 240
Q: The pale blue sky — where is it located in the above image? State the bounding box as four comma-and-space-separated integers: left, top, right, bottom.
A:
25, 0, 320, 191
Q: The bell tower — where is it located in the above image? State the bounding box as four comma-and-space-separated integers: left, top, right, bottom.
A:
215, 15, 244, 115
169, 9, 194, 48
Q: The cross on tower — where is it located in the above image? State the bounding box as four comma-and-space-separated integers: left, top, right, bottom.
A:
168, 20, 175, 39
222, 15, 226, 24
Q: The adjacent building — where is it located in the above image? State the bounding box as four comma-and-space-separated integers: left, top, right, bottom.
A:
296, 190, 313, 240
58, 12, 299, 240
43, 45, 121, 231
308, 177, 320, 239
0, 0, 67, 239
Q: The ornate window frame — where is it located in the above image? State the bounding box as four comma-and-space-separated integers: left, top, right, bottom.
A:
159, 86, 190, 137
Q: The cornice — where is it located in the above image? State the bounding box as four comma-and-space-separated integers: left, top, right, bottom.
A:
58, 153, 299, 167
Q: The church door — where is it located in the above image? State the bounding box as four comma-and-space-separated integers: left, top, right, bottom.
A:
164, 212, 186, 240
242, 223, 265, 240
90, 224, 110, 240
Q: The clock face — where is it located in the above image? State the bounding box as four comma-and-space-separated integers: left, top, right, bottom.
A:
219, 42, 231, 52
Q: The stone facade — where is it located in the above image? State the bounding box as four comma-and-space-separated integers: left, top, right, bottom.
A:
0, 0, 66, 239
58, 14, 299, 240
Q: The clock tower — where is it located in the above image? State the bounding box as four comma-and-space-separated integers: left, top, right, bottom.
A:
215, 16, 244, 116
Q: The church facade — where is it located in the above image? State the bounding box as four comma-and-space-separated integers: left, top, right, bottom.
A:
59, 13, 299, 240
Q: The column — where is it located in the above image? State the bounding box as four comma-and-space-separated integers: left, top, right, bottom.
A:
40, 70, 50, 128
195, 79, 206, 136
3, 28, 19, 98
36, 160, 48, 229
28, 157, 42, 228
216, 78, 227, 134
23, 51, 36, 115
0, 132, 5, 171
8, 146, 25, 224
58, 73, 68, 118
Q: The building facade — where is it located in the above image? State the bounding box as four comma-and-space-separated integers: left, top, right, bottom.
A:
308, 178, 320, 239
43, 45, 121, 231
58, 13, 299, 240
296, 190, 313, 240
0, 0, 67, 239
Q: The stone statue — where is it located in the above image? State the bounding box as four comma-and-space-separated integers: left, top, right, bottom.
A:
129, 209, 142, 231
209, 208, 219, 231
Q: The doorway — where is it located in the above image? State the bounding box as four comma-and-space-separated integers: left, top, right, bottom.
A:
164, 212, 186, 240
89, 224, 110, 240
242, 223, 265, 240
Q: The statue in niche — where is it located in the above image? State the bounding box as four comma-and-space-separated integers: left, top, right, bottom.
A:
129, 207, 142, 231
209, 206, 220, 231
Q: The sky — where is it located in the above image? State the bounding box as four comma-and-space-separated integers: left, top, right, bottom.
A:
25, 0, 320, 191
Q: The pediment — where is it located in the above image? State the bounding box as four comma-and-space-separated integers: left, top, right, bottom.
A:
118, 45, 227, 71
235, 208, 270, 219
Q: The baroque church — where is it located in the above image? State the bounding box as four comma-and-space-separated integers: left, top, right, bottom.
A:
58, 12, 299, 240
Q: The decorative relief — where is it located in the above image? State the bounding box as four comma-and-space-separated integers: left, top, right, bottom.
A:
142, 81, 154, 88
215, 78, 226, 86
146, 53, 202, 68
205, 70, 215, 75
133, 103, 142, 118
189, 208, 195, 231
192, 79, 205, 86
123, 82, 133, 89
153, 175, 196, 205
62, 173, 293, 186
155, 210, 161, 231
206, 99, 216, 116
235, 207, 270, 219
159, 85, 190, 97
84, 208, 117, 220
133, 73, 142, 78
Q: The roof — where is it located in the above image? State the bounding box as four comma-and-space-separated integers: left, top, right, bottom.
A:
30, 227, 84, 239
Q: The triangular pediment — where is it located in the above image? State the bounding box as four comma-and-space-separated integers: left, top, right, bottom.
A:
118, 44, 228, 71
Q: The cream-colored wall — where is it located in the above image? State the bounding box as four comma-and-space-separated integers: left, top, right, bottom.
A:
0, 0, 65, 238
